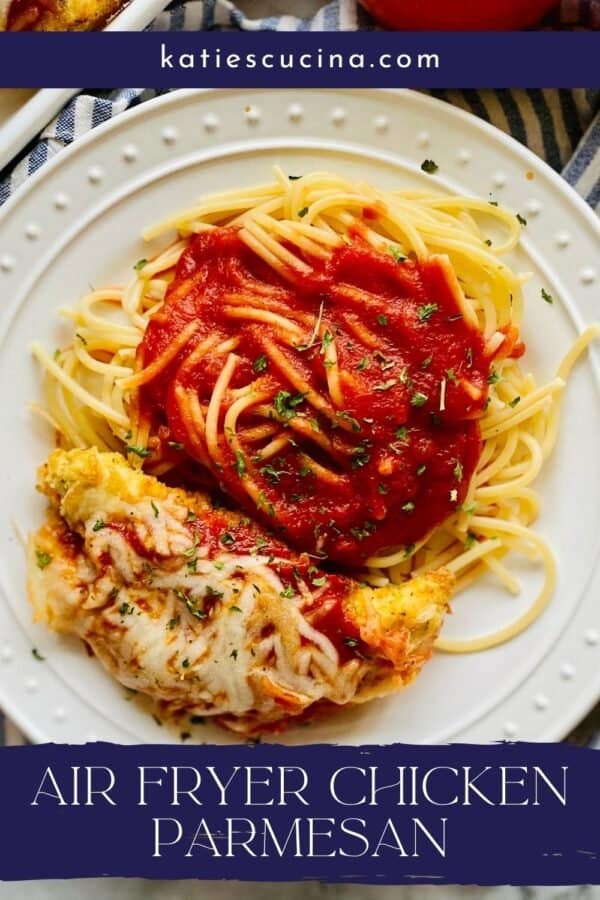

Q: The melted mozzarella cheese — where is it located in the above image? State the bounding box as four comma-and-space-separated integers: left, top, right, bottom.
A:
28, 448, 451, 735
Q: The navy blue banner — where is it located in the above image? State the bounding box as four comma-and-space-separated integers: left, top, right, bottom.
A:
0, 33, 597, 88
0, 741, 598, 883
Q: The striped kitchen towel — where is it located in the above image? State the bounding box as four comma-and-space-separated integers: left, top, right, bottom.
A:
0, 7, 599, 748
1, 87, 599, 209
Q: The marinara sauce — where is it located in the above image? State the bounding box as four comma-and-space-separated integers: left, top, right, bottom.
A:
137, 227, 505, 567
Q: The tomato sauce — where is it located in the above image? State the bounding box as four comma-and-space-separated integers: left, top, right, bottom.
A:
100, 502, 360, 657
138, 227, 500, 566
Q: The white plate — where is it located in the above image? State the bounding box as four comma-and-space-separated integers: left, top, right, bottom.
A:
0, 89, 599, 746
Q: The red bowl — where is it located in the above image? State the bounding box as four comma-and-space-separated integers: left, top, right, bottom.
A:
360, 0, 557, 30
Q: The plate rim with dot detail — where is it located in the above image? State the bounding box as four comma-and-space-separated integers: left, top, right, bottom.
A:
0, 88, 599, 746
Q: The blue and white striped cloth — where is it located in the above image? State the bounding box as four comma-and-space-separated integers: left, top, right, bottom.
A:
0, 1, 599, 747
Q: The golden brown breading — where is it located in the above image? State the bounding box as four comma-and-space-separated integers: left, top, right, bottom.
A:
1, 0, 126, 31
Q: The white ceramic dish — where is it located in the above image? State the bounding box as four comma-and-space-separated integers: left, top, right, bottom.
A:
0, 0, 169, 169
0, 88, 599, 746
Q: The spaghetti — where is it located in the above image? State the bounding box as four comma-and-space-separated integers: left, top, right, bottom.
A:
31, 168, 599, 653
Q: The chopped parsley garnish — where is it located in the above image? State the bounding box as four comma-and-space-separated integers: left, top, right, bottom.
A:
234, 450, 246, 477
230, 605, 242, 613
256, 491, 275, 517
416, 464, 427, 476
168, 441, 185, 451
253, 354, 268, 373
320, 330, 333, 354
421, 354, 433, 369
395, 425, 408, 442
464, 531, 478, 550
488, 369, 501, 385
377, 314, 389, 327
125, 444, 152, 459
134, 258, 148, 271
541, 288, 554, 305
418, 303, 438, 322
310, 417, 320, 432
350, 521, 376, 542
404, 543, 416, 558
261, 463, 286, 483
350, 446, 370, 469
389, 245, 407, 263
461, 502, 476, 515
167, 616, 180, 630
119, 602, 134, 617
421, 159, 439, 174
230, 649, 238, 660
509, 396, 521, 408
401, 501, 415, 513
373, 379, 396, 392
184, 538, 199, 560
151, 500, 159, 519
298, 206, 309, 218
299, 465, 313, 478
186, 511, 197, 522
182, 658, 190, 668
356, 357, 370, 371
378, 483, 389, 495
219, 531, 235, 547
273, 390, 306, 419
516, 213, 527, 226
175, 589, 207, 620
336, 411, 361, 432
410, 391, 428, 408
92, 519, 106, 532
35, 549, 52, 570
280, 585, 296, 599
311, 576, 327, 587
446, 368, 458, 384
375, 354, 395, 373
453, 459, 464, 481
32, 648, 45, 661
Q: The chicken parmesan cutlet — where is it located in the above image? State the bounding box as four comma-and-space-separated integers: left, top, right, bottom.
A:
28, 447, 452, 735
